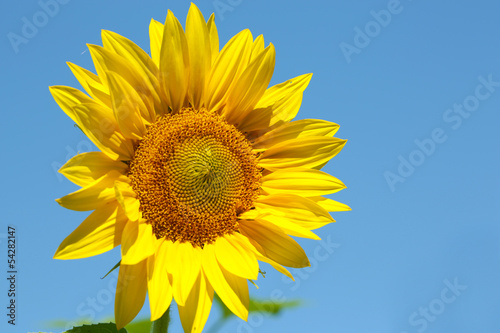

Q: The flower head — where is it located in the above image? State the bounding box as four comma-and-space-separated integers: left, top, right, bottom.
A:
52, 3, 349, 332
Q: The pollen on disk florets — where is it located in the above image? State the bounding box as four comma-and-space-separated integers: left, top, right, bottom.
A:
128, 107, 261, 247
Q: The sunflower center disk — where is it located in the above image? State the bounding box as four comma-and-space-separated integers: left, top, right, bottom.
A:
129, 108, 261, 247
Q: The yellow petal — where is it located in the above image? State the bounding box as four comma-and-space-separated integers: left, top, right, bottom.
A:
59, 151, 128, 187
115, 260, 148, 329
287, 219, 332, 231
308, 196, 352, 212
147, 239, 174, 321
238, 74, 312, 132
107, 71, 148, 140
239, 208, 259, 220
256, 73, 312, 110
159, 10, 189, 112
214, 234, 259, 280
261, 167, 346, 196
207, 14, 219, 66
202, 243, 249, 320
250, 194, 334, 231
114, 180, 141, 221
239, 220, 310, 268
178, 271, 214, 333
186, 3, 211, 109
102, 29, 158, 74
165, 241, 203, 307
240, 208, 332, 231
49, 85, 95, 124
239, 92, 302, 133
67, 62, 111, 108
252, 119, 340, 149
259, 136, 347, 171
231, 230, 294, 279
121, 221, 155, 265
254, 193, 333, 223
56, 171, 126, 211
50, 84, 132, 160
149, 19, 164, 67
206, 30, 252, 113
73, 102, 135, 161
229, 232, 294, 279
224, 44, 275, 126
250, 35, 264, 63
54, 202, 126, 259
254, 254, 294, 281
256, 215, 321, 240
88, 44, 143, 89
102, 29, 162, 120
88, 44, 157, 122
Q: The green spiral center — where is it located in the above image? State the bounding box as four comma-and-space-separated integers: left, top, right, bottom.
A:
170, 137, 243, 214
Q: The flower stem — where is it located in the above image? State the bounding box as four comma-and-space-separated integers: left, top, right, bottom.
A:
150, 306, 170, 333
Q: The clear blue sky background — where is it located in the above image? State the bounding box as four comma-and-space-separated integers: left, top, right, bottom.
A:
1, 0, 499, 332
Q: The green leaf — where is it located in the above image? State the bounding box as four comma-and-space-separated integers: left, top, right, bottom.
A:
249, 298, 302, 315
209, 294, 303, 333
64, 322, 127, 333
47, 317, 151, 333
124, 317, 152, 333
214, 293, 302, 319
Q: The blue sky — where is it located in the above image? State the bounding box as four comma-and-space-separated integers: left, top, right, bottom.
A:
1, 0, 499, 332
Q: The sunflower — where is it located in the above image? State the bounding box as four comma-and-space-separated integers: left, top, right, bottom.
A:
51, 3, 349, 332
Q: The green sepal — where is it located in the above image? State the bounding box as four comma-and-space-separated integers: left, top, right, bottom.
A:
101, 260, 121, 279
74, 124, 84, 134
